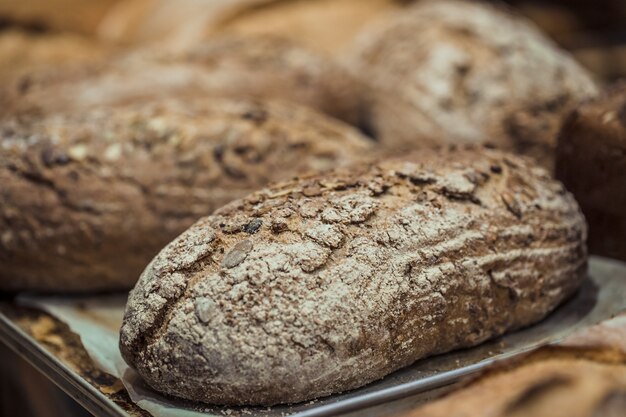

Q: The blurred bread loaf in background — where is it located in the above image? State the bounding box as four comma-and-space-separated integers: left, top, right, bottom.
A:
342, 0, 598, 170
556, 83, 626, 262
0, 99, 371, 292
397, 312, 626, 417
0, 0, 121, 35
1, 35, 364, 126
0, 27, 112, 84
97, 0, 414, 53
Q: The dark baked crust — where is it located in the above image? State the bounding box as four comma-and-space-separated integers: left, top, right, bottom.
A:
0, 98, 371, 292
1, 35, 364, 126
555, 83, 626, 261
120, 147, 587, 405
344, 0, 598, 169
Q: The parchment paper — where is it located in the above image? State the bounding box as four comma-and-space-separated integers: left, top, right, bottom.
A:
17, 256, 626, 417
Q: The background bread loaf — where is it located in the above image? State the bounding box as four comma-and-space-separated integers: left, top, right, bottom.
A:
398, 312, 626, 417
0, 98, 371, 292
344, 0, 598, 169
1, 35, 364, 126
0, 0, 122, 35
120, 148, 586, 406
0, 28, 112, 84
556, 83, 626, 262
97, 0, 411, 53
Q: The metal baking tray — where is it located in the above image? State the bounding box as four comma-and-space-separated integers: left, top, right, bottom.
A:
1, 256, 626, 417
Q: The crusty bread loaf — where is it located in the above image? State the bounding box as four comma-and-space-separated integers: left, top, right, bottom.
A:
98, 0, 409, 54
0, 98, 371, 292
556, 83, 626, 262
344, 0, 598, 169
120, 148, 587, 406
1, 35, 363, 126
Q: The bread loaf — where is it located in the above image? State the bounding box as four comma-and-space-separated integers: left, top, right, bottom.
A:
400, 350, 626, 417
344, 0, 598, 169
120, 148, 586, 405
0, 0, 121, 35
2, 35, 363, 126
556, 83, 626, 261
0, 28, 111, 84
399, 312, 626, 417
98, 0, 410, 54
0, 98, 371, 292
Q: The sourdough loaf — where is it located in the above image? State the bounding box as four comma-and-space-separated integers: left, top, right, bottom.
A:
2, 35, 363, 126
120, 148, 587, 405
344, 0, 598, 169
0, 98, 371, 292
556, 83, 626, 261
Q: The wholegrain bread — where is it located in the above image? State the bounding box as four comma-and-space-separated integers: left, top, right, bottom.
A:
0, 98, 371, 292
556, 83, 626, 261
1, 35, 364, 126
120, 147, 587, 405
344, 0, 598, 169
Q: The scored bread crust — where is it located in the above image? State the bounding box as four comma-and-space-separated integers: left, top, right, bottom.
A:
344, 0, 598, 169
0, 98, 371, 292
1, 35, 364, 126
120, 147, 587, 405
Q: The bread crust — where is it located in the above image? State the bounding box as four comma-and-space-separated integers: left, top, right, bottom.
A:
1, 35, 364, 126
0, 98, 371, 292
0, 29, 111, 84
97, 0, 409, 54
344, 0, 598, 169
120, 147, 586, 405
556, 83, 626, 261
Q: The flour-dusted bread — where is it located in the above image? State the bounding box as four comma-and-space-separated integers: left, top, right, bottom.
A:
2, 35, 363, 126
344, 0, 598, 169
556, 83, 626, 262
0, 99, 371, 292
120, 148, 587, 406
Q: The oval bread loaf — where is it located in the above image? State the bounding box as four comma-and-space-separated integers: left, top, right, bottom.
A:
344, 0, 598, 169
0, 98, 371, 292
120, 148, 587, 405
2, 35, 363, 125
